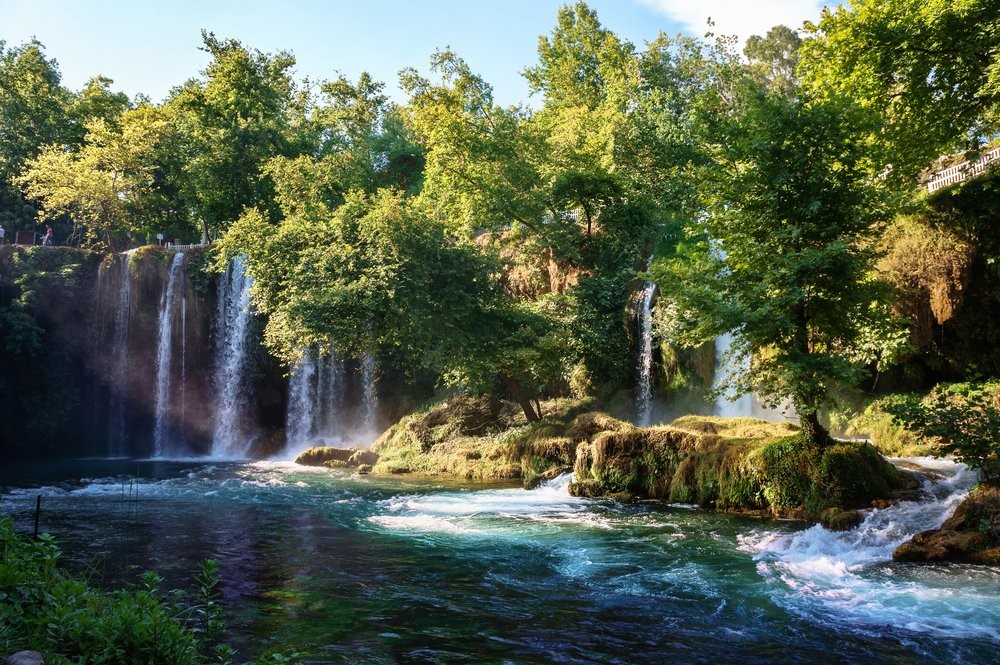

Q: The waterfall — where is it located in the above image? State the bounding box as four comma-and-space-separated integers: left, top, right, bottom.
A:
361, 352, 378, 437
285, 348, 347, 455
180, 292, 187, 432
107, 254, 133, 455
285, 352, 318, 448
712, 332, 753, 418
152, 252, 185, 457
635, 279, 657, 427
210, 256, 256, 458
317, 352, 344, 437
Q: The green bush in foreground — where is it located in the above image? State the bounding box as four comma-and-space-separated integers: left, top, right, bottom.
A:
0, 518, 297, 664
887, 381, 1000, 485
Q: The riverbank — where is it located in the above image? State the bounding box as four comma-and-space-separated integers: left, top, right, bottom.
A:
296, 398, 914, 522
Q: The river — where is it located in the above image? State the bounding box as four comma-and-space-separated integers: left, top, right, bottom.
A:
1, 457, 997, 663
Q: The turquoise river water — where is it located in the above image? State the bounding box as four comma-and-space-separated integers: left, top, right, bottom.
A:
1, 457, 998, 664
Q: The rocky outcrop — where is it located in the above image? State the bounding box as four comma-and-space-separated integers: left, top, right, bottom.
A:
893, 484, 1000, 563
570, 416, 909, 520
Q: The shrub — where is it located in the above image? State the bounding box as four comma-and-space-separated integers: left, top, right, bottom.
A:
0, 517, 297, 664
887, 381, 1000, 485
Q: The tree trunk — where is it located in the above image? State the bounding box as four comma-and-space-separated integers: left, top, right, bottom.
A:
799, 411, 832, 448
501, 375, 541, 423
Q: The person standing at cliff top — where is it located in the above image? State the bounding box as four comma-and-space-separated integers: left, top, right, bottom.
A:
42, 225, 53, 246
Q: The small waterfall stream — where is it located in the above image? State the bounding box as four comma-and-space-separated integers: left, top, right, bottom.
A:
107, 253, 133, 455
152, 252, 186, 457
286, 352, 319, 449
712, 332, 753, 418
361, 352, 378, 437
211, 257, 256, 458
635, 279, 657, 427
285, 349, 349, 455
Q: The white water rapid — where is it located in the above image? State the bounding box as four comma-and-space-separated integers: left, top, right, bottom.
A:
742, 458, 999, 640
152, 252, 185, 457
210, 256, 256, 458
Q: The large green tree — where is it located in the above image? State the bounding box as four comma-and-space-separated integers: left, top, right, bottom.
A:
800, 0, 1000, 177
0, 40, 72, 228
17, 106, 171, 251
655, 77, 893, 445
165, 32, 306, 241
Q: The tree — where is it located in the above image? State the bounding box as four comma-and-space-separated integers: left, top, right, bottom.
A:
17, 106, 171, 251
0, 40, 72, 228
165, 31, 304, 241
744, 25, 802, 98
800, 0, 1000, 178
218, 188, 566, 422
887, 382, 1000, 485
655, 79, 892, 446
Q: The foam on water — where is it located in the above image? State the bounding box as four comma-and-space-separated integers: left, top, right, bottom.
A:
368, 473, 597, 536
742, 458, 1000, 639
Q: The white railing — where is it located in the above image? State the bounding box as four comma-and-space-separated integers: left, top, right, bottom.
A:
166, 242, 213, 251
926, 145, 1000, 193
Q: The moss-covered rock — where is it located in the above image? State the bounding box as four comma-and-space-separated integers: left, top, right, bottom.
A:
571, 417, 908, 519
295, 446, 379, 468
819, 507, 864, 531
893, 484, 1000, 563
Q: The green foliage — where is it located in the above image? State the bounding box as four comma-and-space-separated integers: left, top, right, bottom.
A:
887, 381, 1000, 484
0, 247, 101, 448
165, 32, 306, 240
847, 395, 930, 456
655, 71, 895, 444
800, 0, 1000, 179
0, 39, 72, 229
0, 518, 216, 663
743, 25, 802, 97
752, 435, 902, 514
17, 106, 173, 252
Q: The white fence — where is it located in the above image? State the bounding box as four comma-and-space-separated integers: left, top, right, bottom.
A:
926, 145, 1000, 193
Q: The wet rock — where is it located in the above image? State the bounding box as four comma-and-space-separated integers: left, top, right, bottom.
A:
893, 529, 987, 562
356, 464, 373, 474
568, 479, 604, 498
4, 652, 44, 665
893, 484, 1000, 564
820, 507, 864, 531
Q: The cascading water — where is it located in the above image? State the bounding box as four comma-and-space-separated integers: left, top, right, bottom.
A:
285, 352, 318, 449
152, 252, 185, 457
712, 331, 753, 418
742, 458, 995, 639
285, 348, 347, 455
635, 278, 657, 427
210, 256, 256, 458
317, 352, 344, 437
107, 253, 133, 456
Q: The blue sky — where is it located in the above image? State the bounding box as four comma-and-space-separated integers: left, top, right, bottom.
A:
0, 1, 828, 107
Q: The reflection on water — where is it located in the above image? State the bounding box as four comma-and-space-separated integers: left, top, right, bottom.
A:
1, 458, 998, 664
